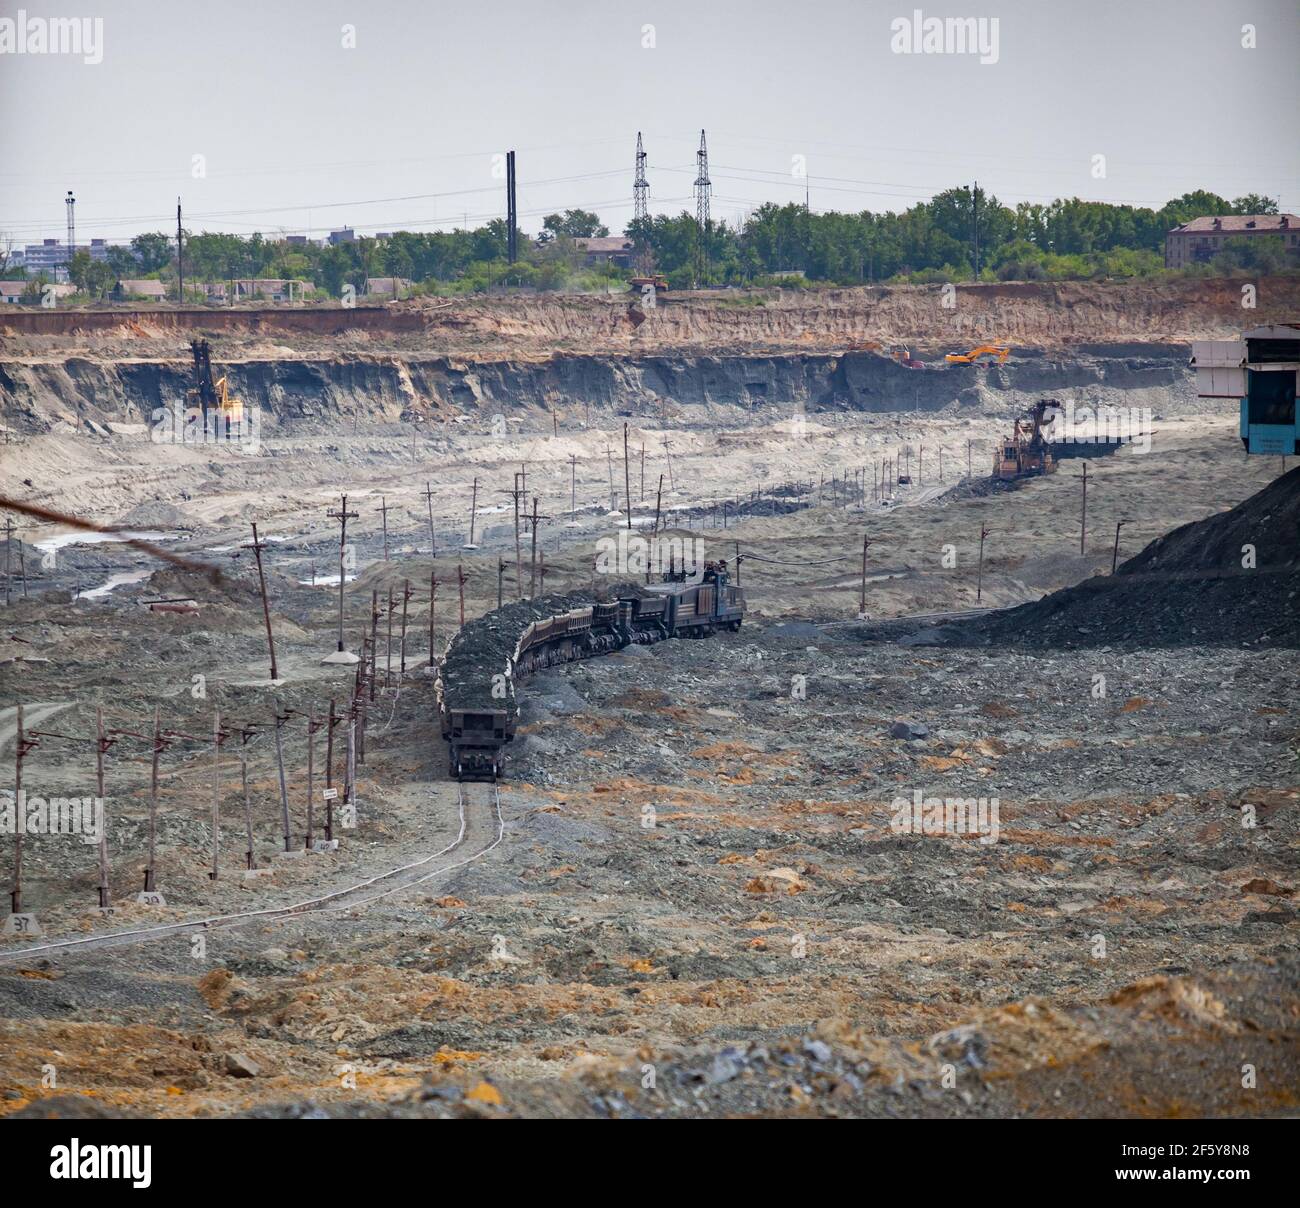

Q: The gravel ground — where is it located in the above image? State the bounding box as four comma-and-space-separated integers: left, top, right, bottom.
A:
2, 617, 1295, 1118
0, 415, 1295, 1119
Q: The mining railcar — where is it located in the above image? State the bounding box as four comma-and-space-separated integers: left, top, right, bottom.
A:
438, 563, 745, 780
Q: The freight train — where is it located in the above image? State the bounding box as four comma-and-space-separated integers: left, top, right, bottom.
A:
437, 562, 745, 780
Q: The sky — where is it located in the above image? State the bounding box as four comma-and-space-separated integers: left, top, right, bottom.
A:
1, 0, 1298, 247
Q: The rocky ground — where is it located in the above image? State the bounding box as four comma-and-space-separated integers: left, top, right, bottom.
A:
2, 624, 1296, 1118
0, 366, 1296, 1118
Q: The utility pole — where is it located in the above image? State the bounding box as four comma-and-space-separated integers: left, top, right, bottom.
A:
497, 558, 505, 609
977, 525, 990, 603
94, 707, 110, 908
506, 150, 517, 265
304, 708, 317, 851
428, 570, 438, 665
400, 579, 412, 675
421, 481, 437, 557
526, 497, 551, 598
9, 704, 28, 915
240, 725, 256, 869
2, 517, 12, 607
327, 496, 358, 654
859, 534, 872, 618
377, 496, 391, 561
368, 591, 380, 702
385, 586, 394, 688
500, 474, 524, 598
324, 699, 337, 843
244, 522, 278, 681
273, 700, 292, 852
457, 563, 465, 627
1112, 520, 1126, 574
971, 180, 980, 279
210, 708, 223, 879
144, 706, 161, 892
1079, 461, 1088, 555
661, 437, 675, 491
623, 423, 633, 530
66, 190, 76, 272
176, 196, 184, 304
466, 477, 479, 547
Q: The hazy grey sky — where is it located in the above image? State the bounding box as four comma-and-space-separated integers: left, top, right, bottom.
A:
2, 0, 1297, 244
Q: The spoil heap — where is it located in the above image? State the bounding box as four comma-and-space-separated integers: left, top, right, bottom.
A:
960, 465, 1300, 648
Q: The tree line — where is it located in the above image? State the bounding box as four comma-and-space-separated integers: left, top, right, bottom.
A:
9, 189, 1293, 301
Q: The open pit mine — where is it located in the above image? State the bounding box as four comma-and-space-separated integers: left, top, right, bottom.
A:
0, 277, 1296, 1137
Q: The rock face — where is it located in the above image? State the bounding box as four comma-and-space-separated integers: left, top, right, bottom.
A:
0, 348, 1192, 435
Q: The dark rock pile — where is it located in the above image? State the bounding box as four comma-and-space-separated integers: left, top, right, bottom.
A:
926, 466, 1300, 649
439, 590, 597, 709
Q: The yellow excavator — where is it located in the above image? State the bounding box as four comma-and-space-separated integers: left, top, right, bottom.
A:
946, 344, 1011, 364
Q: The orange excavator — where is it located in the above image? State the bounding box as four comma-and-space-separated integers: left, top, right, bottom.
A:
946, 344, 1011, 365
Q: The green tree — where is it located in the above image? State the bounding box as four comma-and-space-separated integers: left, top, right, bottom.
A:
67, 250, 93, 293
1213, 234, 1290, 274
1231, 194, 1279, 215
131, 232, 173, 273
542, 209, 608, 239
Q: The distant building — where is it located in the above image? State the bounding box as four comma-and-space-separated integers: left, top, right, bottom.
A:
285, 235, 309, 246
572, 236, 635, 267
202, 278, 314, 302
23, 237, 112, 277
364, 276, 411, 298
1165, 213, 1300, 268
0, 281, 74, 303
114, 279, 168, 301
328, 227, 356, 245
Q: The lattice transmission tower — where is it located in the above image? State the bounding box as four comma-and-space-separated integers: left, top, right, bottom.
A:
633, 132, 651, 274
693, 129, 711, 288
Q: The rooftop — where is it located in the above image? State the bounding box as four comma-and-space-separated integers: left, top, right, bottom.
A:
1169, 213, 1297, 234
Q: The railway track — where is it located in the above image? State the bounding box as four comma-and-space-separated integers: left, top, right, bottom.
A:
0, 780, 503, 964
